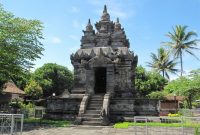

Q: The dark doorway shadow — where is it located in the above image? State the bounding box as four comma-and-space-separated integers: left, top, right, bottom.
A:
94, 68, 106, 94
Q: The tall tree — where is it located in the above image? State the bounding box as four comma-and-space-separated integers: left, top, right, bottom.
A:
164, 76, 200, 109
0, 5, 44, 83
25, 79, 43, 99
163, 25, 199, 76
147, 48, 178, 79
135, 66, 167, 97
32, 63, 74, 97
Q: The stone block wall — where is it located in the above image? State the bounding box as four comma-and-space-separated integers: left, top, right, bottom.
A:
110, 98, 159, 122
45, 98, 82, 120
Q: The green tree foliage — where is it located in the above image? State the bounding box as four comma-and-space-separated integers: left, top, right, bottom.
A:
32, 63, 74, 97
25, 80, 43, 99
147, 48, 178, 79
135, 66, 168, 97
148, 91, 167, 100
0, 5, 44, 83
163, 25, 199, 76
164, 72, 200, 109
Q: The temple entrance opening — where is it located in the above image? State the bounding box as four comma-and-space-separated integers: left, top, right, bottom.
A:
94, 67, 107, 94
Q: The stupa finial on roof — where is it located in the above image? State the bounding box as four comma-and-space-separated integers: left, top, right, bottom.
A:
86, 18, 93, 31
101, 5, 110, 21
103, 5, 107, 13
116, 17, 119, 23
115, 17, 122, 31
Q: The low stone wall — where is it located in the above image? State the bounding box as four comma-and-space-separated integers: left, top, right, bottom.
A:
134, 99, 159, 116
110, 98, 159, 122
45, 98, 82, 120
45, 97, 159, 122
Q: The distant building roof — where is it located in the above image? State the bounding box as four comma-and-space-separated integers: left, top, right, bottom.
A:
2, 81, 25, 95
165, 96, 185, 101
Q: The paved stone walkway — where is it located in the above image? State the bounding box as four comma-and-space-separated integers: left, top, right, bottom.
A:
22, 126, 194, 135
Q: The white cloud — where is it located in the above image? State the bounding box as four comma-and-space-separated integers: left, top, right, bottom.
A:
169, 69, 192, 81
169, 74, 179, 81
183, 69, 192, 76
71, 6, 80, 13
67, 64, 74, 71
69, 46, 79, 53
72, 20, 85, 29
88, 0, 135, 19
110, 9, 129, 19
72, 20, 79, 28
69, 35, 79, 41
52, 37, 61, 44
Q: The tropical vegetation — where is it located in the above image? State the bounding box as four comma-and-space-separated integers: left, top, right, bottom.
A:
31, 63, 73, 98
163, 25, 199, 76
147, 47, 178, 79
0, 5, 44, 89
135, 66, 167, 97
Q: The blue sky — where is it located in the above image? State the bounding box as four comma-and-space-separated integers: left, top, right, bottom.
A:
1, 0, 200, 79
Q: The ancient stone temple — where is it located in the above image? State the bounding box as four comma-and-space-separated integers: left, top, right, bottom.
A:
70, 5, 137, 96
46, 5, 158, 125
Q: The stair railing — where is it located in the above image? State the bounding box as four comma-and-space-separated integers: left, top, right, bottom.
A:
74, 93, 90, 124
100, 93, 111, 125
78, 93, 90, 116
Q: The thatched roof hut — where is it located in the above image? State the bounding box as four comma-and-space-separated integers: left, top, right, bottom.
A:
2, 81, 25, 95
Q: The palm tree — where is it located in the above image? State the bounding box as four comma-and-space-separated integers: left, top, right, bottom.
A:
147, 48, 178, 79
163, 25, 199, 76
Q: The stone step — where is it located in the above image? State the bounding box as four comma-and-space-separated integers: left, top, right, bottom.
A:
87, 107, 102, 110
82, 117, 102, 121
89, 100, 103, 102
90, 99, 104, 101
90, 96, 104, 98
85, 110, 101, 114
83, 114, 101, 118
88, 104, 103, 107
82, 120, 103, 126
88, 103, 103, 106
91, 94, 104, 97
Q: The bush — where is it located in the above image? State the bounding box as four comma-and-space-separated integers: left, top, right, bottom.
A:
148, 91, 167, 100
168, 113, 180, 117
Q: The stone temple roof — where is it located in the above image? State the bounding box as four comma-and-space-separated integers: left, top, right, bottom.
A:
70, 5, 138, 65
71, 47, 135, 61
76, 47, 129, 56
80, 5, 130, 49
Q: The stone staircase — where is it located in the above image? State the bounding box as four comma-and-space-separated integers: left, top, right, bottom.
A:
82, 94, 104, 125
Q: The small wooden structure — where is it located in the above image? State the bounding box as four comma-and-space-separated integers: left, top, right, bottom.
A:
159, 96, 185, 116
0, 81, 25, 104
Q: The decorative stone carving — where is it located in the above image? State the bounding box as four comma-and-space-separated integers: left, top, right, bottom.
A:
46, 5, 159, 124
101, 5, 110, 21
71, 5, 138, 96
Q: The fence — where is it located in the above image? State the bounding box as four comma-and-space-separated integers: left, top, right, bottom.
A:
0, 114, 24, 135
179, 109, 200, 117
133, 116, 200, 135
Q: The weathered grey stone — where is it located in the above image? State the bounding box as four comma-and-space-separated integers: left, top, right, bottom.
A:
46, 5, 159, 125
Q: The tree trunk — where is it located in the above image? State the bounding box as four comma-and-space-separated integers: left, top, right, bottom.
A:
162, 70, 165, 78
180, 51, 183, 76
188, 94, 192, 109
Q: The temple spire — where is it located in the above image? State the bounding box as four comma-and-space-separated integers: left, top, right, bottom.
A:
88, 19, 91, 24
103, 5, 107, 13
114, 17, 122, 31
86, 18, 93, 31
116, 17, 119, 23
101, 5, 110, 21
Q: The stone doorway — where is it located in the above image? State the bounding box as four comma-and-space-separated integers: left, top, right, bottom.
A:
94, 67, 107, 94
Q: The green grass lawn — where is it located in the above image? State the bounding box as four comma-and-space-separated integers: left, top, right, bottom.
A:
114, 121, 200, 129
23, 118, 71, 127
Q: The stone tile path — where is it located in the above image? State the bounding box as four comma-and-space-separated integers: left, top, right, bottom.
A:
22, 125, 193, 135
